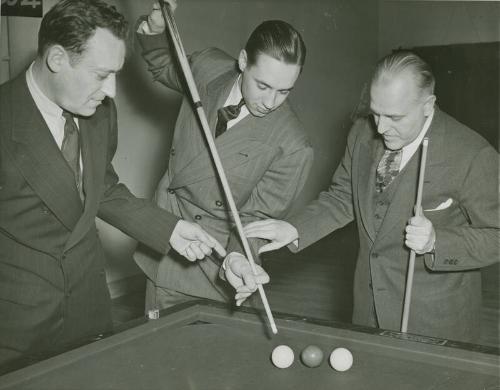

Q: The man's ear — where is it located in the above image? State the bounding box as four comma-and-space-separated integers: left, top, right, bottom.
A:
46, 45, 70, 73
238, 49, 248, 73
423, 94, 436, 116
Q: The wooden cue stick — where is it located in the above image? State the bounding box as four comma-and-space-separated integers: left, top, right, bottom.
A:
401, 137, 429, 333
159, 2, 278, 334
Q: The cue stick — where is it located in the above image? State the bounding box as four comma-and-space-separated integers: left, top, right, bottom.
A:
401, 137, 429, 333
159, 1, 278, 334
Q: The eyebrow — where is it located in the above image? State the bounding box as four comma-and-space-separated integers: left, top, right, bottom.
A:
369, 107, 404, 117
256, 79, 294, 92
93, 65, 122, 74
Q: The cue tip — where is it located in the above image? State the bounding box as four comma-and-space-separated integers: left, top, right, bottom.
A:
271, 323, 278, 334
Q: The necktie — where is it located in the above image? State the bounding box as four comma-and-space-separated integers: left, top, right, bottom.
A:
215, 98, 245, 138
375, 149, 402, 193
61, 111, 83, 199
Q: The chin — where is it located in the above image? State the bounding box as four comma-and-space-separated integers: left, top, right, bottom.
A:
383, 141, 402, 151
248, 108, 267, 118
78, 106, 98, 117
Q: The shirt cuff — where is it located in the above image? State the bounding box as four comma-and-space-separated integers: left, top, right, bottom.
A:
137, 20, 159, 35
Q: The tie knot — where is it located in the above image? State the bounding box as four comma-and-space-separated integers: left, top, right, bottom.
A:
62, 111, 78, 134
215, 98, 245, 137
223, 98, 245, 116
62, 110, 73, 120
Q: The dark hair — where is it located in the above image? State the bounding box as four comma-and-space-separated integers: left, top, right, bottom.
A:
38, 0, 128, 61
372, 50, 435, 95
244, 20, 306, 68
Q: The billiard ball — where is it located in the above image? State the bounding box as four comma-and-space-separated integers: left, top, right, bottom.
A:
271, 345, 294, 368
329, 347, 353, 371
300, 345, 324, 368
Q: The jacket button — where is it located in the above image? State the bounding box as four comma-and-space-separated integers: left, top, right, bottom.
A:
167, 188, 175, 194
194, 215, 202, 220
215, 200, 223, 207
372, 253, 378, 259
171, 148, 176, 156
369, 282, 373, 289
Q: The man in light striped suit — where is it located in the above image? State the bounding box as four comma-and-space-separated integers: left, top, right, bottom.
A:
134, 0, 314, 310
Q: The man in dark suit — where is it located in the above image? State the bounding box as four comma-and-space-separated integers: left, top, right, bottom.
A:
241, 51, 499, 343
0, 0, 227, 367
134, 1, 314, 310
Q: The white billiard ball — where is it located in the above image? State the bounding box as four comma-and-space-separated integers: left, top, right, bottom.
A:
271, 345, 294, 369
329, 347, 353, 371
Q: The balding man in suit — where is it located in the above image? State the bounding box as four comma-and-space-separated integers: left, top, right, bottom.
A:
242, 51, 499, 343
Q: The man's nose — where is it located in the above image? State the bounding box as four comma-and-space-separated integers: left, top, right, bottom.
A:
101, 74, 116, 98
263, 91, 277, 110
377, 116, 389, 134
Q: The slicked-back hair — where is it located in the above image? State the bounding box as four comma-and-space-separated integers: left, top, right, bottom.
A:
38, 0, 128, 62
372, 50, 435, 96
245, 20, 306, 68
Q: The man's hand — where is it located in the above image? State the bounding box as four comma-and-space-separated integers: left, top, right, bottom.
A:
405, 208, 436, 254
223, 252, 270, 306
170, 220, 226, 261
147, 1, 178, 34
243, 219, 298, 253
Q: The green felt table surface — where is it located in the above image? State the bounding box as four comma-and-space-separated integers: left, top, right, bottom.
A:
0, 300, 498, 390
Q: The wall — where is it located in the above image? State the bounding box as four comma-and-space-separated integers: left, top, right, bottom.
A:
1, 0, 378, 289
378, 0, 500, 57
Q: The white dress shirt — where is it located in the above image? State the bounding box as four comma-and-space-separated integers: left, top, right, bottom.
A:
400, 108, 434, 170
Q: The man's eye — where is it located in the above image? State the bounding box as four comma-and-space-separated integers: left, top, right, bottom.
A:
279, 90, 290, 96
257, 84, 267, 90
96, 73, 108, 81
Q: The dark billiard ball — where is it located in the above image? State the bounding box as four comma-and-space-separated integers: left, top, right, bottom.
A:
300, 345, 324, 368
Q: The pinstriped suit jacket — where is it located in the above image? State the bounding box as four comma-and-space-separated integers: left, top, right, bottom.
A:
134, 33, 314, 300
288, 109, 499, 343
0, 73, 178, 364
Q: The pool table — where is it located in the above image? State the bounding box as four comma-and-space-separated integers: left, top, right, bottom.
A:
0, 300, 498, 390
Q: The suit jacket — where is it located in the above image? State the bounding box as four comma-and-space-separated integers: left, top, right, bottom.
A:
134, 33, 314, 300
0, 73, 178, 364
289, 108, 499, 343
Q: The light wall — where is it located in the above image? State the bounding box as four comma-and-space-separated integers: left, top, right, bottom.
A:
378, 0, 500, 56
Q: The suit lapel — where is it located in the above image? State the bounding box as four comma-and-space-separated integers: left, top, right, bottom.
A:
206, 69, 239, 135
357, 132, 384, 243
9, 76, 83, 231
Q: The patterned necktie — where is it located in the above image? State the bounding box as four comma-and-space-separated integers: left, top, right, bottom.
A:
61, 111, 83, 200
375, 149, 402, 193
215, 98, 245, 138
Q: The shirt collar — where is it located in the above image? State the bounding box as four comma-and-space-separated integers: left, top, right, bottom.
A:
223, 74, 243, 107
400, 108, 434, 167
26, 62, 63, 120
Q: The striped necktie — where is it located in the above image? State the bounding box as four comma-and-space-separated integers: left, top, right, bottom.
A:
62, 111, 84, 201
